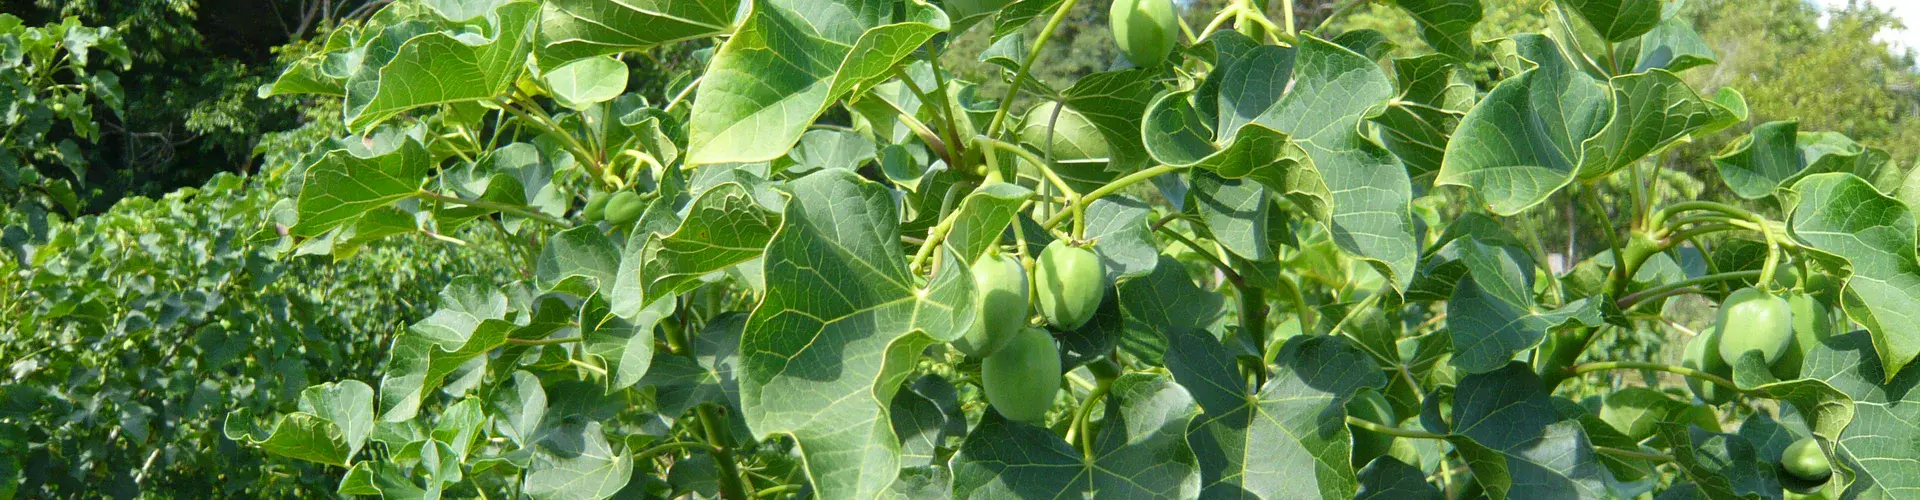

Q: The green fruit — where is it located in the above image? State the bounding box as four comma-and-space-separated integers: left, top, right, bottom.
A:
605, 191, 645, 227
1770, 292, 1833, 380
583, 192, 610, 221
1110, 0, 1178, 67
1018, 102, 1117, 192
1346, 388, 1398, 468
981, 327, 1062, 423
1034, 240, 1106, 329
1716, 287, 1794, 367
1682, 326, 1734, 405
1680, 404, 1721, 433
953, 252, 1030, 357
1781, 437, 1832, 483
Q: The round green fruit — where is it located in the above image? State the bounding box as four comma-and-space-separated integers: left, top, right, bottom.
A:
605, 191, 645, 227
1110, 0, 1178, 67
1018, 102, 1118, 192
953, 252, 1030, 357
1346, 388, 1398, 468
981, 327, 1062, 423
1781, 437, 1832, 483
1770, 292, 1832, 380
1034, 240, 1106, 330
583, 192, 610, 221
1682, 325, 1734, 405
1716, 287, 1794, 367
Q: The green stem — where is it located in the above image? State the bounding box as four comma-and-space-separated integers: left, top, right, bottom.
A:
873, 92, 952, 168
984, 0, 1081, 140
698, 404, 751, 500
925, 55, 966, 168
1040, 163, 1189, 231
908, 197, 970, 273
1568, 361, 1743, 395
505, 336, 583, 346
415, 190, 569, 228
1154, 228, 1247, 290
1069, 374, 1115, 461
1594, 446, 1673, 463
1648, 201, 1762, 230
498, 97, 601, 177
1615, 270, 1763, 310
631, 441, 715, 462
1345, 416, 1446, 439
1238, 286, 1270, 385
755, 484, 802, 498
975, 136, 1086, 238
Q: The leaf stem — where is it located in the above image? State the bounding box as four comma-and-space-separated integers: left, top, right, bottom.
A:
984, 0, 1081, 140
631, 440, 715, 462
1594, 446, 1674, 463
1345, 416, 1446, 439
872, 91, 952, 167
505, 336, 582, 346
974, 136, 1087, 238
1567, 361, 1743, 395
414, 189, 569, 228
1040, 163, 1190, 232
1067, 374, 1115, 461
1615, 270, 1763, 310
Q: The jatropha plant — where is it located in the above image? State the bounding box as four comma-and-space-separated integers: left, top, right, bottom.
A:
227, 0, 1920, 498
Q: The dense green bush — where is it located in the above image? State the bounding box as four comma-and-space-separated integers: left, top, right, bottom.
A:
0, 172, 509, 496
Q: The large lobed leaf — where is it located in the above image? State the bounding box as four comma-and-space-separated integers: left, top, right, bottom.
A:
688, 0, 948, 164
1785, 173, 1920, 382
738, 169, 974, 499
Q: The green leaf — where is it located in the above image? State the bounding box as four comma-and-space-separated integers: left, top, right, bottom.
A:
1447, 363, 1618, 499
782, 129, 877, 175
292, 139, 430, 237
536, 0, 736, 70
1370, 55, 1472, 181
379, 276, 513, 421
1437, 34, 1609, 215
625, 181, 782, 305
1119, 256, 1227, 364
1577, 69, 1734, 179
526, 419, 633, 500
643, 313, 745, 419
1655, 424, 1781, 499
1718, 122, 1885, 200
345, 2, 538, 131
1189, 170, 1273, 260
1388, 0, 1482, 61
1558, 0, 1661, 42
1622, 5, 1716, 73
890, 374, 964, 466
936, 182, 1031, 262
543, 55, 627, 109
1448, 239, 1605, 373
1173, 333, 1385, 499
1085, 195, 1161, 281
687, 0, 947, 164
582, 292, 674, 392
1356, 457, 1444, 499
1056, 68, 1162, 174
1785, 173, 1920, 382
1800, 330, 1920, 498
1255, 35, 1418, 291
491, 371, 547, 448
536, 225, 621, 297
739, 170, 973, 499
951, 373, 1201, 498
225, 380, 374, 467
